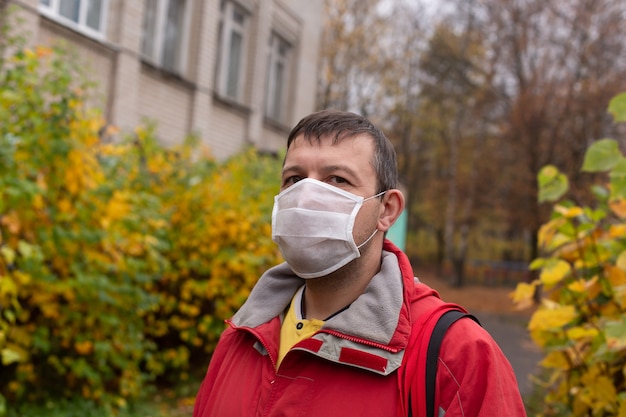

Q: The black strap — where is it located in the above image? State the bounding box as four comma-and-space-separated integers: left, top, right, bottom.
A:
409, 310, 480, 417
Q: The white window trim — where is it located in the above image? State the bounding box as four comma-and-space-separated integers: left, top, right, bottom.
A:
38, 0, 108, 41
264, 32, 293, 124
141, 0, 192, 75
216, 0, 249, 102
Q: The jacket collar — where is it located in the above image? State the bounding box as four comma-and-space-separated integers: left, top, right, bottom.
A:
232, 239, 413, 350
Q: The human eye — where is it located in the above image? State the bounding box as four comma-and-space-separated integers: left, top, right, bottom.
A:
328, 176, 349, 186
283, 175, 304, 187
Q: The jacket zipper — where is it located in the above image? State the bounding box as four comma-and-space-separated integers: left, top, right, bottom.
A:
226, 320, 279, 370
310, 329, 402, 353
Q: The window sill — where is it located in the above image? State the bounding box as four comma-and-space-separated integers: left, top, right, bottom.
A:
263, 115, 291, 134
140, 60, 195, 90
212, 92, 252, 116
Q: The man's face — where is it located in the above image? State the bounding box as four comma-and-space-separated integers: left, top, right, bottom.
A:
281, 134, 382, 247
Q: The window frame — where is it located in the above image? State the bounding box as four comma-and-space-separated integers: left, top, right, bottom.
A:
264, 31, 293, 124
39, 0, 108, 40
215, 0, 250, 103
140, 0, 192, 76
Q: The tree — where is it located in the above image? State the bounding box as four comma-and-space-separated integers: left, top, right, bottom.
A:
414, 13, 501, 286
316, 0, 626, 285
456, 0, 626, 262
317, 0, 400, 116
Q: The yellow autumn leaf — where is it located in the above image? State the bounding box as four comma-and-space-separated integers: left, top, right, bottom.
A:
568, 279, 586, 293
510, 281, 538, 310
0, 276, 17, 298
600, 302, 621, 318
57, 198, 73, 214
540, 260, 571, 286
147, 153, 168, 174
101, 191, 131, 229
32, 194, 44, 210
64, 150, 84, 195
552, 233, 575, 248
607, 264, 626, 287
74, 340, 94, 355
566, 326, 599, 341
540, 350, 569, 370
98, 143, 128, 156
617, 251, 626, 271
1, 211, 21, 234
40, 303, 60, 320
22, 48, 36, 60
610, 199, 626, 219
567, 276, 601, 301
555, 205, 584, 218
1, 347, 23, 365
1, 246, 16, 264
537, 218, 564, 249
618, 398, 626, 417
610, 224, 626, 239
12, 271, 31, 285
589, 375, 617, 408
528, 304, 577, 331
612, 285, 626, 309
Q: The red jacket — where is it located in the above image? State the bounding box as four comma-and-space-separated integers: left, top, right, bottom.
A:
193, 240, 527, 417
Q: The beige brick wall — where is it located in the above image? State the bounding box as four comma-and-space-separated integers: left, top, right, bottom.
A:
137, 70, 193, 147
4, 0, 323, 159
208, 105, 250, 159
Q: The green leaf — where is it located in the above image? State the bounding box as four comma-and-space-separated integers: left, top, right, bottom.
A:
1, 348, 22, 365
610, 158, 626, 200
529, 258, 547, 270
608, 92, 626, 123
0, 247, 16, 265
582, 139, 622, 172
605, 316, 626, 352
17, 240, 33, 259
538, 165, 569, 203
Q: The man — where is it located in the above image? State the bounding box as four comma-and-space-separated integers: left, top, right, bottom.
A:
193, 110, 527, 416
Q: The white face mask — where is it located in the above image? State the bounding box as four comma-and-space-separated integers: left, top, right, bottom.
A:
271, 178, 385, 279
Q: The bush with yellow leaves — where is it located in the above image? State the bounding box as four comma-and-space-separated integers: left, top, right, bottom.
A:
0, 25, 282, 411
512, 92, 626, 416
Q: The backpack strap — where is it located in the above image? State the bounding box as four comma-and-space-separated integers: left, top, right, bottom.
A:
400, 303, 480, 417
424, 310, 479, 417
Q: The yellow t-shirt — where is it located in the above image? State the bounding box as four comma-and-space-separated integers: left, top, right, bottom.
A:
277, 286, 324, 369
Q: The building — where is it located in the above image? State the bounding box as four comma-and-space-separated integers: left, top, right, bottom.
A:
2, 0, 323, 159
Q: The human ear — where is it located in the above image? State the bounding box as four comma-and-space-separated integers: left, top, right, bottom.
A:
377, 189, 405, 232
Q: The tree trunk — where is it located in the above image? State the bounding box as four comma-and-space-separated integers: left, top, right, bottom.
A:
450, 256, 466, 288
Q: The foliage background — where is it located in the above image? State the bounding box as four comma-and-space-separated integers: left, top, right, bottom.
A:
0, 37, 282, 413
512, 93, 626, 416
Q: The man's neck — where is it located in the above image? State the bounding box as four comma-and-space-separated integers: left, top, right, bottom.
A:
302, 250, 382, 320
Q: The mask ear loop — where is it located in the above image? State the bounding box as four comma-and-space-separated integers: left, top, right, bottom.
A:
356, 190, 388, 249
356, 227, 379, 250
363, 190, 387, 202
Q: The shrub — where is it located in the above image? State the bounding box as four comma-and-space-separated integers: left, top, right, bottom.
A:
512, 92, 626, 416
0, 25, 282, 412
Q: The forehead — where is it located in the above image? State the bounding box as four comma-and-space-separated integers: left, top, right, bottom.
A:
285, 133, 376, 170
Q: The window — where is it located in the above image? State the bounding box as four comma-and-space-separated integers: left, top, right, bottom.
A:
265, 33, 292, 124
141, 0, 190, 74
39, 0, 107, 37
215, 0, 249, 102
